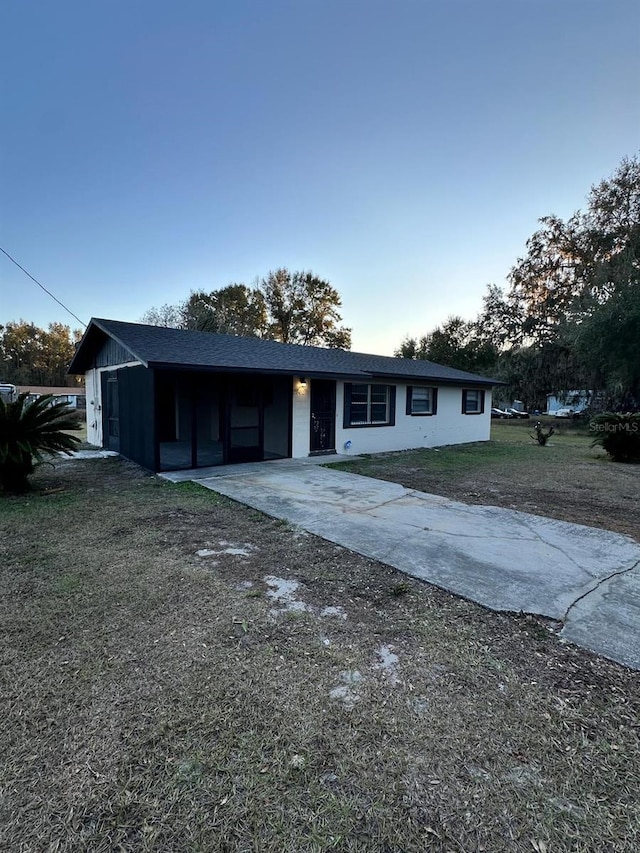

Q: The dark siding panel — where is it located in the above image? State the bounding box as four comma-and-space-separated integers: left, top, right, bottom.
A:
117, 366, 156, 470
96, 337, 137, 368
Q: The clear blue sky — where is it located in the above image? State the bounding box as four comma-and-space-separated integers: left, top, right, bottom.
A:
1, 0, 638, 354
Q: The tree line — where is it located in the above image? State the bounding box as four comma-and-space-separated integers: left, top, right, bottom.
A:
396, 154, 640, 411
142, 267, 352, 349
0, 322, 81, 387
4, 155, 636, 406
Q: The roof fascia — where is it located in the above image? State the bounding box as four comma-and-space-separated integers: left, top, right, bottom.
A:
365, 371, 504, 387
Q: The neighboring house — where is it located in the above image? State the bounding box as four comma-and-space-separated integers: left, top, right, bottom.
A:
545, 390, 602, 415
17, 386, 86, 409
69, 318, 502, 473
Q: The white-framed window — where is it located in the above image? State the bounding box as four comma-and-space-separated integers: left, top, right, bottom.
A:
406, 386, 438, 416
344, 383, 396, 427
462, 388, 485, 414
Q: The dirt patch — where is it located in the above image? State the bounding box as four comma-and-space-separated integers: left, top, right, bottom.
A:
1, 456, 640, 851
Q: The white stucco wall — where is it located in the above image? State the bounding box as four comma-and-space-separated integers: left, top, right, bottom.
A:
291, 379, 491, 459
84, 368, 101, 446
291, 377, 311, 457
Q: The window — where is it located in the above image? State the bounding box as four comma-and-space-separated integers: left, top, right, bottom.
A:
344, 383, 396, 427
406, 386, 438, 416
462, 388, 485, 414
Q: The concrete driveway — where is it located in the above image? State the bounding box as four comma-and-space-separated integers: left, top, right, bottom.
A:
163, 460, 640, 670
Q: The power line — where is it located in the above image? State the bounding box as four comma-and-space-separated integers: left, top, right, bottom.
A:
0, 246, 87, 328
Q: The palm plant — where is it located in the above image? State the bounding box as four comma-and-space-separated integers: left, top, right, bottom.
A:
0, 393, 81, 492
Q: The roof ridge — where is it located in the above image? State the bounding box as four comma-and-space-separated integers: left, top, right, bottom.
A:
70, 318, 503, 385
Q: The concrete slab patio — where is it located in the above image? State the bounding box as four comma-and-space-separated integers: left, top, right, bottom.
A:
163, 461, 640, 670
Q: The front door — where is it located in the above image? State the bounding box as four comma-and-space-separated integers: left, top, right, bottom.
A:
102, 371, 120, 452
310, 380, 336, 454
226, 379, 263, 463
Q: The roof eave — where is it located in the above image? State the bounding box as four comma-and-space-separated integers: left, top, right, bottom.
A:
368, 371, 504, 386
147, 361, 503, 385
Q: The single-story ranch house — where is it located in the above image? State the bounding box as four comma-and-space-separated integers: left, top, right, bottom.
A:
17, 385, 86, 409
69, 318, 501, 473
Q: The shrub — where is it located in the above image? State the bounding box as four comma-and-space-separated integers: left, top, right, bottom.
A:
0, 394, 81, 492
590, 412, 640, 463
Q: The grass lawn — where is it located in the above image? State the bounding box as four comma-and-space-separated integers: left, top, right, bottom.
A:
63, 419, 88, 444
329, 419, 640, 542
1, 455, 640, 852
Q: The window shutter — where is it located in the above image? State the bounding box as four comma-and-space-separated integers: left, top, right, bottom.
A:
343, 383, 352, 429
432, 387, 438, 415
389, 386, 396, 426
461, 390, 467, 414
480, 390, 485, 414
405, 386, 413, 416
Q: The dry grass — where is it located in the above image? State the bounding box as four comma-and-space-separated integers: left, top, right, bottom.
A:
1, 457, 640, 852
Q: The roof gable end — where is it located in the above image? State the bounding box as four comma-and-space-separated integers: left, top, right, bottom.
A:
68, 320, 143, 374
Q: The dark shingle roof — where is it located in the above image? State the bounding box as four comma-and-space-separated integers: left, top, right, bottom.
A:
69, 319, 501, 386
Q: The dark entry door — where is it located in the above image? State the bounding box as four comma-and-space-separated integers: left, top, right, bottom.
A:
310, 380, 336, 454
102, 372, 120, 452
227, 380, 263, 463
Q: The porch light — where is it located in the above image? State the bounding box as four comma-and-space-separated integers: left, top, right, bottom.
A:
296, 376, 308, 394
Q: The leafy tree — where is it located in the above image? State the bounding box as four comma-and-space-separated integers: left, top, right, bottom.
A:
395, 335, 429, 360
572, 157, 640, 404
507, 156, 639, 338
572, 280, 640, 406
40, 323, 81, 386
396, 316, 498, 375
585, 155, 640, 283
475, 284, 523, 349
396, 153, 640, 407
182, 284, 268, 336
140, 303, 183, 329
259, 268, 352, 348
143, 269, 352, 349
0, 394, 80, 492
0, 321, 79, 386
507, 213, 589, 344
0, 320, 42, 383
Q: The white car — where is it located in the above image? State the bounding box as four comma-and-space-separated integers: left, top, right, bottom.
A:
554, 407, 580, 418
